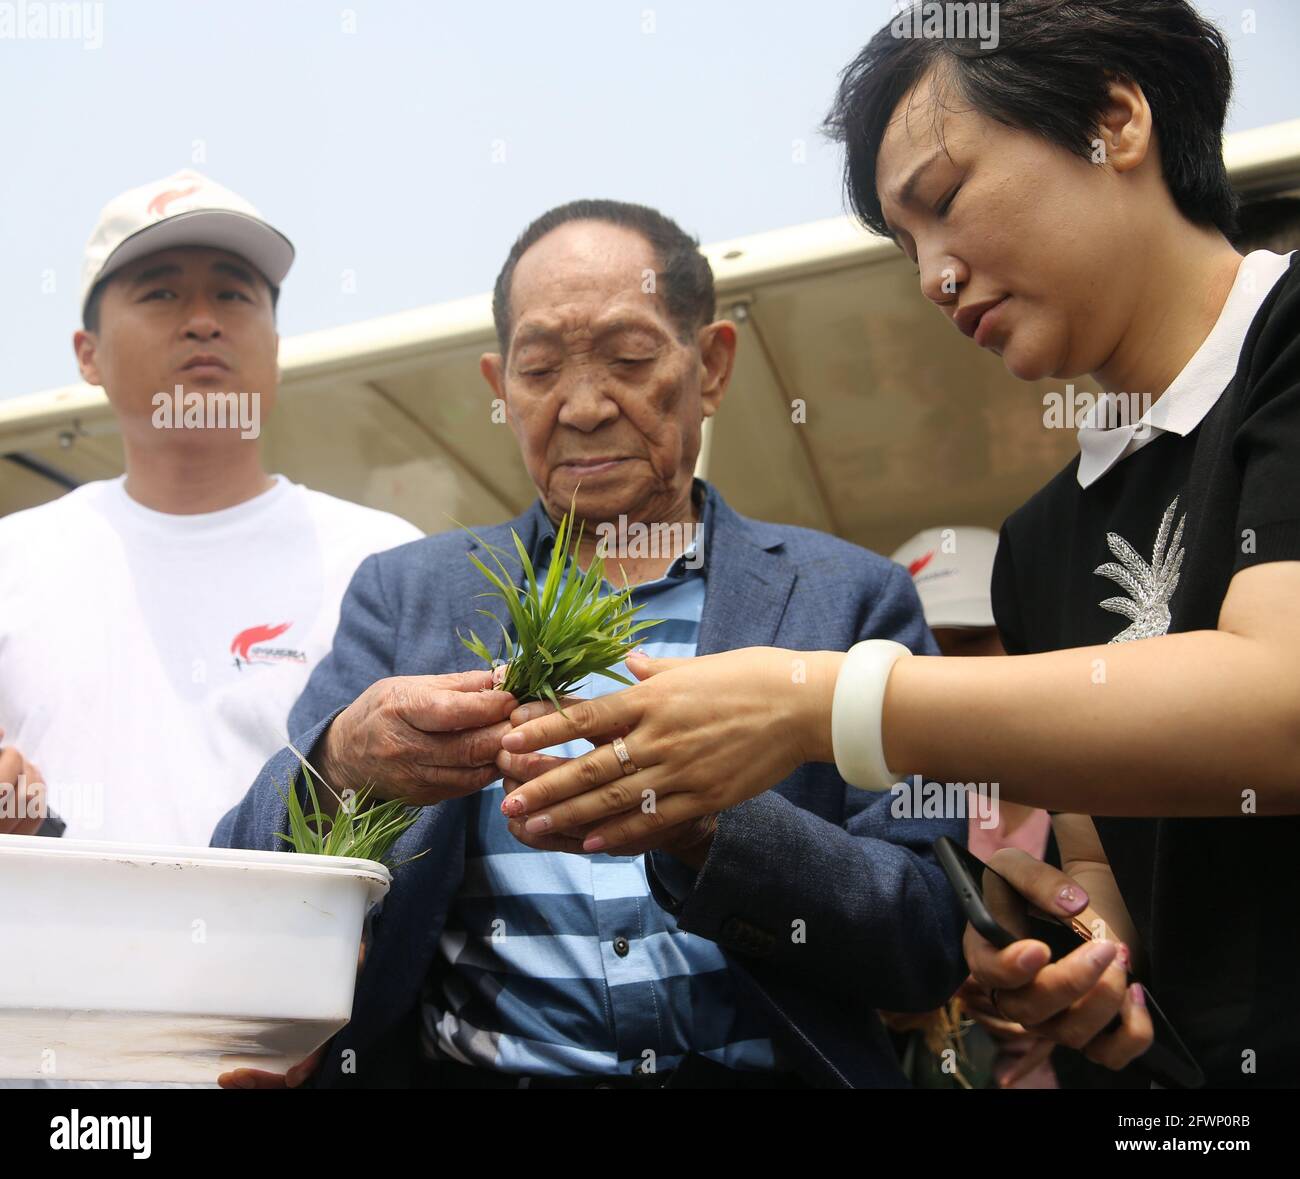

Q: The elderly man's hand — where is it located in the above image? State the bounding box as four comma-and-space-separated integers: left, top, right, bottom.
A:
963, 848, 1153, 1072
0, 728, 48, 836
315, 671, 517, 808
218, 931, 374, 1089
218, 1044, 325, 1089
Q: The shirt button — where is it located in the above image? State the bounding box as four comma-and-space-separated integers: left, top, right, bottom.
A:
613, 936, 630, 957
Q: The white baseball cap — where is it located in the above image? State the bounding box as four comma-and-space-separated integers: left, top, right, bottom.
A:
890, 526, 1000, 629
80, 169, 295, 316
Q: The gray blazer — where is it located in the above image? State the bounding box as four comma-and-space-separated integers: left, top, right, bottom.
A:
212, 482, 967, 1087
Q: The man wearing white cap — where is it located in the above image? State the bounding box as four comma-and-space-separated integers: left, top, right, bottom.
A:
890, 526, 1004, 656
0, 170, 422, 853
891, 523, 1052, 876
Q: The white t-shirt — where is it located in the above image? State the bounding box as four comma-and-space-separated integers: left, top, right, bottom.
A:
0, 474, 422, 847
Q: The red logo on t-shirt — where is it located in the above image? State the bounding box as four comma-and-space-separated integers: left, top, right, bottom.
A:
908, 551, 936, 578
231, 622, 307, 670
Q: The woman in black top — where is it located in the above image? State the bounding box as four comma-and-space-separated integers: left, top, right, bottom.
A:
496, 1, 1300, 1087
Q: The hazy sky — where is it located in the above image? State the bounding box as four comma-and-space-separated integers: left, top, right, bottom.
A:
2, 0, 1296, 398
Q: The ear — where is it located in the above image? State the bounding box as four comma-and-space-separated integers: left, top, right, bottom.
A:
480, 351, 506, 399
73, 329, 103, 387
697, 320, 737, 419
480, 351, 513, 425
1095, 78, 1153, 175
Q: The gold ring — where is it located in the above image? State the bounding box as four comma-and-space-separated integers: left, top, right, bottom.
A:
612, 736, 639, 776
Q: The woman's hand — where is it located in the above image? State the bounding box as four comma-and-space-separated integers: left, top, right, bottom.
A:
964, 848, 1153, 1072
955, 975, 1057, 1087
499, 753, 719, 861
497, 647, 842, 851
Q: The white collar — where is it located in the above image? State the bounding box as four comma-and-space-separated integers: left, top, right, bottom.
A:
1076, 250, 1295, 488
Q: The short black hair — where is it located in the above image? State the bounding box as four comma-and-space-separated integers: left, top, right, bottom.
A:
824, 0, 1239, 240
82, 269, 280, 333
491, 199, 715, 356
1232, 196, 1300, 256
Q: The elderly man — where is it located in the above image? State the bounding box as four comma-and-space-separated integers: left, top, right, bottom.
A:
213, 199, 965, 1089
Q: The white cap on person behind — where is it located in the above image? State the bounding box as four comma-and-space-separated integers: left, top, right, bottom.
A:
890, 526, 1000, 629
80, 169, 295, 316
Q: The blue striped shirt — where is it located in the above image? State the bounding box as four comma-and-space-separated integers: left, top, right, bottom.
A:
420, 512, 777, 1076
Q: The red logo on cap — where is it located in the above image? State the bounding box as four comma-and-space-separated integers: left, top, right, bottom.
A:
908, 551, 935, 578
147, 183, 199, 218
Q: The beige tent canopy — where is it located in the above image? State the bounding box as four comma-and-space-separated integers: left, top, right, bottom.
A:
3, 117, 1299, 555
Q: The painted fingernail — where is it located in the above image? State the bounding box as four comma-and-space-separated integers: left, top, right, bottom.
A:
1087, 941, 1118, 970
501, 796, 526, 818
524, 814, 552, 834
1056, 884, 1088, 914
1017, 943, 1048, 971
1129, 982, 1146, 1008
1115, 943, 1131, 971
583, 835, 606, 852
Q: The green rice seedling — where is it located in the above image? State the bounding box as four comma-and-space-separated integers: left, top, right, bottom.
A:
275, 743, 424, 868
457, 499, 662, 707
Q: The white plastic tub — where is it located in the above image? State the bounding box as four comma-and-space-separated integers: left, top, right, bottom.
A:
0, 833, 390, 1083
